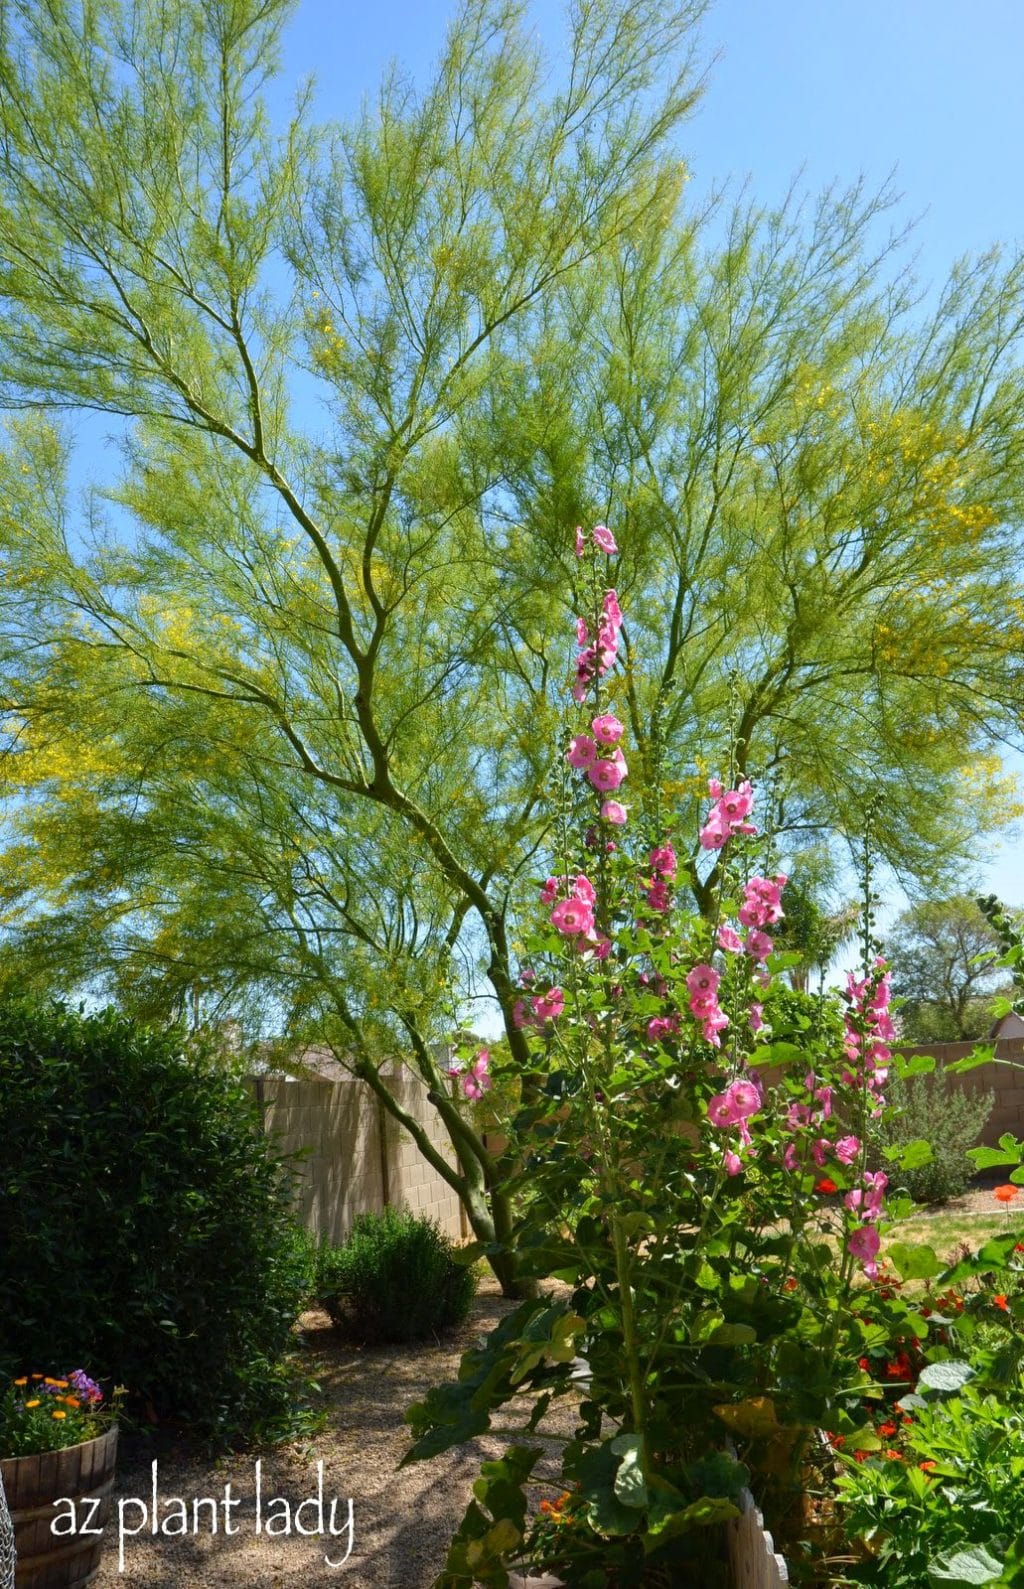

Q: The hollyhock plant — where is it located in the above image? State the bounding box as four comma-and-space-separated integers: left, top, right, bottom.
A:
409, 525, 952, 1589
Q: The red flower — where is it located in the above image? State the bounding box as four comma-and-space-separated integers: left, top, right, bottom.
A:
993, 1184, 1020, 1205
853, 1450, 870, 1463
884, 1449, 903, 1461
783, 1276, 798, 1292
857, 1356, 871, 1373
993, 1294, 1009, 1311
919, 1460, 937, 1473
815, 1177, 838, 1195
878, 1421, 897, 1438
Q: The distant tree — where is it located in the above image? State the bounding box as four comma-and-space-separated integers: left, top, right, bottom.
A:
885, 895, 1016, 1041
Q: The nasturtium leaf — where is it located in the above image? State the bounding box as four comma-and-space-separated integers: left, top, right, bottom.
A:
611, 1436, 649, 1509
918, 1361, 975, 1393
709, 1322, 758, 1346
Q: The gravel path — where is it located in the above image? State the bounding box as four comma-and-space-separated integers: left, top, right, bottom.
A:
93, 1281, 554, 1589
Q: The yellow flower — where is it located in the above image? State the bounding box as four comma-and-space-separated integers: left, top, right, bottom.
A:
25, 1399, 40, 1408
13, 1377, 27, 1386
51, 1409, 67, 1420
44, 1378, 68, 1388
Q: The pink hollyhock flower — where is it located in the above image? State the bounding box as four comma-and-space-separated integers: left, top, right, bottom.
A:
461, 1048, 491, 1101
720, 781, 754, 822
540, 877, 560, 904
707, 1078, 760, 1127
717, 924, 743, 953
574, 526, 586, 557
576, 616, 588, 645
745, 929, 774, 962
512, 998, 536, 1030
603, 590, 623, 629
592, 524, 618, 555
591, 713, 624, 744
588, 933, 612, 960
699, 809, 729, 850
847, 1224, 881, 1265
689, 992, 719, 1017
519, 966, 536, 985
532, 987, 565, 1023
550, 897, 595, 936
649, 844, 677, 878
724, 1151, 744, 1177
647, 1015, 677, 1042
702, 1011, 729, 1046
645, 879, 671, 913
749, 1002, 764, 1033
588, 757, 626, 791
573, 874, 596, 904
783, 1143, 799, 1172
723, 1077, 761, 1118
707, 1093, 739, 1128
834, 1135, 861, 1165
567, 733, 597, 769
687, 964, 720, 995
811, 1138, 829, 1168
708, 777, 724, 798
601, 800, 628, 825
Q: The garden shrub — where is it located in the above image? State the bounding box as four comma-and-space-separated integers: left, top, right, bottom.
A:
0, 999, 312, 1444
869, 1067, 994, 1203
316, 1208, 476, 1342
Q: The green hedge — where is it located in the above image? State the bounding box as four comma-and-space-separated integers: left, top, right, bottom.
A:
316, 1208, 476, 1342
0, 1000, 312, 1443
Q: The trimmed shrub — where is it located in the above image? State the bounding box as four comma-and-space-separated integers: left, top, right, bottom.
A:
869, 1067, 995, 1204
0, 1000, 312, 1444
316, 1208, 476, 1342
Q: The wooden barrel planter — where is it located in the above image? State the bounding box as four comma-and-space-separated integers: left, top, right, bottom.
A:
0, 1428, 118, 1589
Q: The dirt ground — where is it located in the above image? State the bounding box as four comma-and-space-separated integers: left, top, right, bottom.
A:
93, 1280, 537, 1589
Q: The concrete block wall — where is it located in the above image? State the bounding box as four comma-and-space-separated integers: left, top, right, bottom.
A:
895, 1036, 1024, 1148
251, 1068, 466, 1245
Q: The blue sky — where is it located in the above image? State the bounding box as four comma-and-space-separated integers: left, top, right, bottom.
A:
266, 0, 1024, 911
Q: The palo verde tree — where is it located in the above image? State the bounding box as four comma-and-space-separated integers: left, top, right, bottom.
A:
0, 0, 707, 1294
3, 1, 1024, 1289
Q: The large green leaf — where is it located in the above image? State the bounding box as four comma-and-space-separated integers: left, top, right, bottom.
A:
927, 1544, 1005, 1585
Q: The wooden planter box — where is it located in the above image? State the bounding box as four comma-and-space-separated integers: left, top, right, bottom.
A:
726, 1485, 790, 1588
0, 1428, 118, 1589
509, 1483, 791, 1588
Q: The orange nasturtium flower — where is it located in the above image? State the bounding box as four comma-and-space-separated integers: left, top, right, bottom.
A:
993, 1184, 1020, 1205
63, 1395, 81, 1408
993, 1295, 1010, 1311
